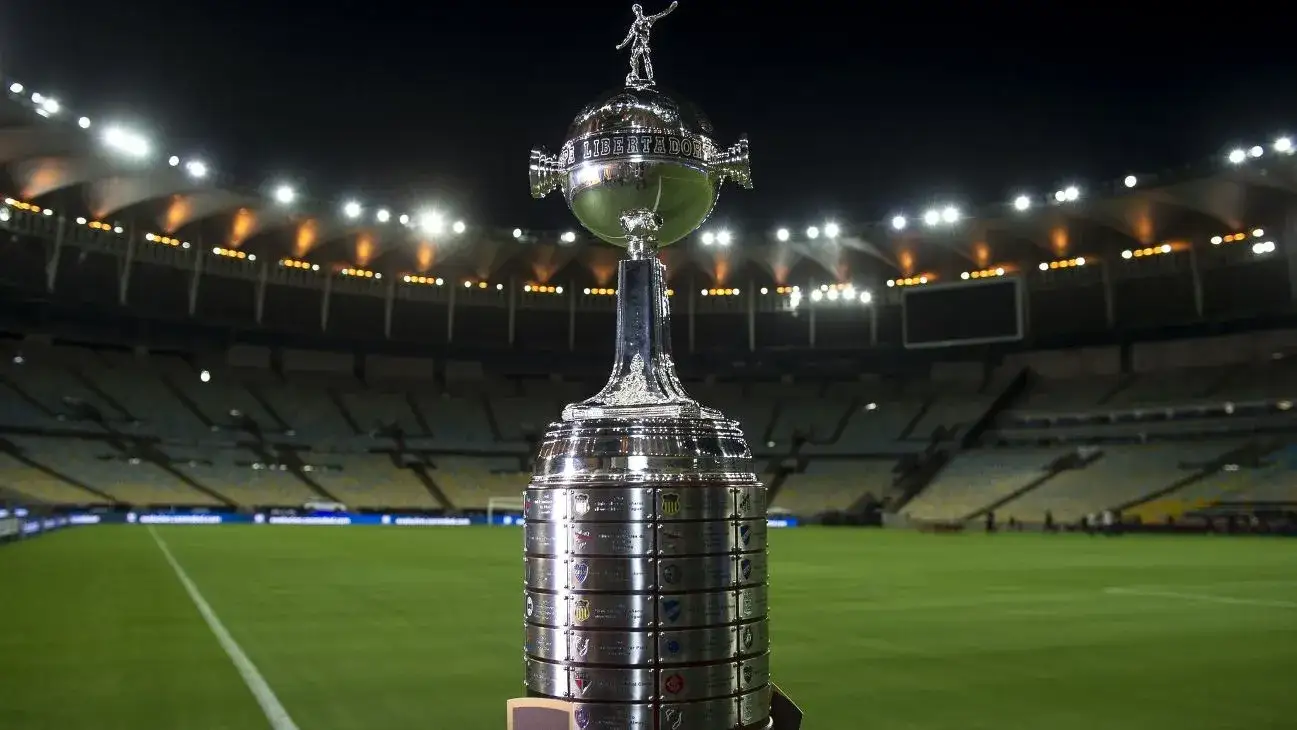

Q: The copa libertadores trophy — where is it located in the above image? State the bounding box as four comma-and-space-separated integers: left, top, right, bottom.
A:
508, 4, 801, 730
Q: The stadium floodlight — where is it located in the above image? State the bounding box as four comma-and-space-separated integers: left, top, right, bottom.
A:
199, 369, 211, 383
342, 200, 363, 219
716, 229, 732, 246
806, 225, 820, 239
775, 227, 790, 241
1063, 186, 1080, 202
859, 290, 872, 304
810, 289, 823, 301
1038, 262, 1048, 271
399, 213, 411, 226
185, 160, 208, 179
512, 228, 523, 239
824, 222, 840, 239
39, 97, 59, 115
102, 126, 151, 159
418, 210, 445, 234
1275, 137, 1293, 154
1249, 145, 1263, 158
8, 82, 22, 94
1013, 195, 1031, 211
77, 116, 91, 129
375, 208, 391, 223
452, 220, 466, 234
561, 231, 576, 243
1253, 228, 1265, 237
941, 206, 960, 224
1253, 240, 1276, 255
922, 209, 940, 226
701, 231, 715, 245
1123, 175, 1137, 188
1227, 148, 1247, 164
273, 184, 296, 205
168, 155, 180, 167
891, 215, 906, 231
1075, 257, 1085, 266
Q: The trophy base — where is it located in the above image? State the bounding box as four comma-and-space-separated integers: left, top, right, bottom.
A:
505, 685, 802, 730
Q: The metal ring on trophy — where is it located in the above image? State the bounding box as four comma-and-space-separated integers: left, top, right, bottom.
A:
654, 586, 768, 628
526, 625, 655, 665
525, 556, 657, 592
525, 521, 655, 557
525, 590, 657, 629
655, 661, 746, 703
565, 685, 772, 730
656, 619, 770, 664
655, 518, 767, 555
656, 553, 768, 592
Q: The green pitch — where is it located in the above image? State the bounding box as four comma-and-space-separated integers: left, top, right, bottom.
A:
2, 527, 1295, 730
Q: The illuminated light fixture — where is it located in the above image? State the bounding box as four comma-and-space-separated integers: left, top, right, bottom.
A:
376, 209, 391, 223
399, 214, 411, 226
805, 226, 820, 239
1227, 148, 1247, 164
775, 227, 790, 241
1253, 228, 1265, 237
716, 229, 732, 246
77, 116, 91, 129
1012, 195, 1031, 212
478, 281, 488, 289
342, 200, 363, 219
513, 228, 523, 239
185, 160, 208, 179
810, 290, 823, 301
823, 222, 840, 239
418, 210, 445, 235
1252, 240, 1277, 255
961, 266, 1008, 280
941, 206, 960, 224
586, 287, 617, 296
102, 126, 151, 159
273, 184, 296, 205
4, 198, 43, 214
452, 220, 466, 234
701, 231, 715, 245
859, 291, 872, 304
144, 232, 182, 247
561, 231, 577, 243
1124, 175, 1137, 188
75, 217, 87, 225
1216, 231, 1263, 246
168, 155, 180, 167
1054, 186, 1080, 203
1040, 256, 1086, 271
886, 276, 930, 287
340, 267, 381, 279
280, 258, 320, 271
402, 275, 443, 285
1249, 145, 1263, 158
890, 215, 907, 231
464, 281, 473, 288
1275, 137, 1293, 154
704, 288, 741, 296
524, 284, 565, 295
1210, 235, 1223, 245
773, 286, 800, 295
38, 97, 60, 115
1122, 243, 1174, 259
211, 247, 251, 260
8, 82, 22, 93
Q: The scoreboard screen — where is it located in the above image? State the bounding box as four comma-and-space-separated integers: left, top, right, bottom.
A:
902, 277, 1024, 348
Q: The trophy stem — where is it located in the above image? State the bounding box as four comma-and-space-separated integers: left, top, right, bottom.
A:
561, 218, 717, 421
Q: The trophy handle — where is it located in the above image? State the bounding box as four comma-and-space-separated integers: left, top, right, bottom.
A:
712, 136, 753, 189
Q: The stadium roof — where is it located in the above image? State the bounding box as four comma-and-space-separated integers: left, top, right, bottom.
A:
2, 75, 1295, 290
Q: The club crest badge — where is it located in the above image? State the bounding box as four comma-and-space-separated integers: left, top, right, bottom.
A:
664, 708, 684, 730
574, 636, 590, 658
660, 527, 683, 542
661, 492, 681, 516
573, 493, 591, 516
573, 671, 591, 696
573, 599, 591, 623
572, 562, 590, 585
741, 626, 754, 650
738, 492, 751, 513
662, 564, 681, 585
525, 594, 534, 618
739, 524, 751, 546
665, 638, 681, 656
573, 528, 593, 547
663, 673, 685, 695
742, 664, 754, 685
574, 707, 591, 729
662, 599, 682, 623
740, 558, 752, 580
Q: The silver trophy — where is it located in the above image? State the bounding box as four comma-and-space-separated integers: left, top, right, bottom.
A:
512, 5, 800, 730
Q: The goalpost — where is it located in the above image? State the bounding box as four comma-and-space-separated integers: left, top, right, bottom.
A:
487, 496, 525, 525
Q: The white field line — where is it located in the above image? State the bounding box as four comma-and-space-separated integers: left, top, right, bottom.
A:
149, 526, 300, 730
1103, 586, 1297, 609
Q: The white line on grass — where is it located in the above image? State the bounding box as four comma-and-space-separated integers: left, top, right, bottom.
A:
149, 526, 300, 730
1103, 586, 1297, 609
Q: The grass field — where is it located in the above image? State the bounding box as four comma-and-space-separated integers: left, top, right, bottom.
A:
2, 526, 1296, 730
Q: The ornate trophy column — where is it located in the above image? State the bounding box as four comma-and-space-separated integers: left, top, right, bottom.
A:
508, 5, 800, 730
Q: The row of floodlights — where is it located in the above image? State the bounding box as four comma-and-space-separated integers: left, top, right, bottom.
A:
886, 276, 930, 287
523, 284, 564, 294
1227, 137, 1293, 164
961, 267, 1007, 280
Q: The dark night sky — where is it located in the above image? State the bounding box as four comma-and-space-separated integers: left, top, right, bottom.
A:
3, 1, 1295, 234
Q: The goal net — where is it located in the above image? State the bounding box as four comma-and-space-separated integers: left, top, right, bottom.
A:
487, 496, 525, 525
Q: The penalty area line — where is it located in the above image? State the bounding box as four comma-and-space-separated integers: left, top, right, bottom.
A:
148, 526, 301, 730
1103, 586, 1297, 609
